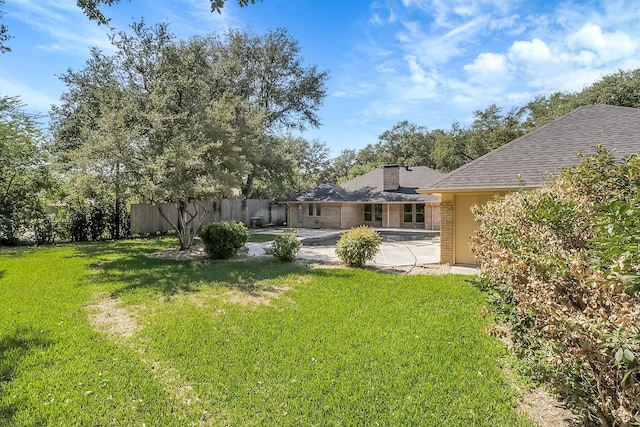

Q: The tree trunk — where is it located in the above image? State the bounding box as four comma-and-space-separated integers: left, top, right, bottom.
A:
159, 200, 209, 250
242, 173, 254, 198
114, 169, 121, 240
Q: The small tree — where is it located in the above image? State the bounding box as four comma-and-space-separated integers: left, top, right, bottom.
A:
335, 226, 382, 268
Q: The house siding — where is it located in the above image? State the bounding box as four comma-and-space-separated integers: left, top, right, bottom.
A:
430, 203, 441, 231
340, 203, 362, 229
385, 205, 402, 228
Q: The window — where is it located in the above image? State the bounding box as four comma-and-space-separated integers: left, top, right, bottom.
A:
374, 204, 382, 221
403, 204, 413, 222
364, 204, 383, 222
308, 203, 321, 216
364, 204, 373, 222
403, 204, 425, 223
415, 204, 425, 223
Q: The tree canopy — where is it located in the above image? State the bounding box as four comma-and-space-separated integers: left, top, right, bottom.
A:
51, 21, 327, 248
0, 96, 54, 243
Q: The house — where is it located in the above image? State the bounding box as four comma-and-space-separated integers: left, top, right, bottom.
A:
419, 104, 640, 265
285, 165, 444, 230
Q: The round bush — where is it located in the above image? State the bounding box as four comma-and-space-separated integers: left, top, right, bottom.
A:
200, 221, 248, 259
271, 233, 301, 262
335, 226, 382, 267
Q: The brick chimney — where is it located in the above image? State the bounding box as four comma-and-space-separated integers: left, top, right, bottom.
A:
383, 164, 400, 191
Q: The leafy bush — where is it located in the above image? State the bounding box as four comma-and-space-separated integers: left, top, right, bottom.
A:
60, 199, 127, 242
65, 203, 91, 242
200, 221, 248, 259
31, 214, 58, 245
471, 148, 640, 426
0, 216, 19, 245
335, 226, 382, 267
271, 233, 301, 262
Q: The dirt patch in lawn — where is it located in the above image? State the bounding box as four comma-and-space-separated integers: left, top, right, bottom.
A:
519, 387, 581, 426
148, 246, 210, 261
87, 293, 139, 339
88, 294, 208, 409
222, 286, 291, 306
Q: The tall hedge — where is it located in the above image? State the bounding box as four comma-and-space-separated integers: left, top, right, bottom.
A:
471, 148, 640, 426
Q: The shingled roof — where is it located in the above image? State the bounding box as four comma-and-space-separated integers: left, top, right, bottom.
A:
286, 166, 443, 203
423, 105, 640, 192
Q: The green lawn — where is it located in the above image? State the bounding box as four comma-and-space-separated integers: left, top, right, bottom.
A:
0, 239, 534, 426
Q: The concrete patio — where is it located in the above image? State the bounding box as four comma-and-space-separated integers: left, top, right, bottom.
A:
246, 228, 478, 275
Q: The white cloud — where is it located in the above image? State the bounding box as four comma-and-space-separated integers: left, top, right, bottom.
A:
508, 38, 552, 63
396, 17, 486, 67
0, 74, 59, 113
464, 52, 508, 74
567, 23, 637, 62
8, 0, 113, 55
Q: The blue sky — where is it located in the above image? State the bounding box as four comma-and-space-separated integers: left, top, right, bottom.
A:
2, 0, 640, 156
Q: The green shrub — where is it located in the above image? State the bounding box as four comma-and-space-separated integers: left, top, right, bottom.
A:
31, 214, 58, 245
271, 233, 301, 262
200, 221, 248, 259
0, 216, 19, 245
335, 226, 382, 267
471, 148, 640, 426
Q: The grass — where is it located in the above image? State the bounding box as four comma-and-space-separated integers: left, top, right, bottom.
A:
0, 239, 535, 426
247, 232, 279, 243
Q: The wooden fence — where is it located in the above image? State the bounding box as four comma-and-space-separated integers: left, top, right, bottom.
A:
130, 199, 287, 234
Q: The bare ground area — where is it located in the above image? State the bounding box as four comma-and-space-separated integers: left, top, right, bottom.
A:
87, 293, 139, 339
519, 388, 582, 427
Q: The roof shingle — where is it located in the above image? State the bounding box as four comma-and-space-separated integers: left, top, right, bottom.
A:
424, 105, 640, 191
286, 166, 443, 202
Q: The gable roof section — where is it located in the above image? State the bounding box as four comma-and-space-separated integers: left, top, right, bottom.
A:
341, 166, 444, 194
423, 105, 640, 192
286, 166, 444, 203
286, 184, 351, 202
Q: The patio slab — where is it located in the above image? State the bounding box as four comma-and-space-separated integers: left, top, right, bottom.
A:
246, 228, 441, 267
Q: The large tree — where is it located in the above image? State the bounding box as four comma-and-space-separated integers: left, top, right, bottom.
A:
375, 120, 435, 168
52, 22, 264, 249
52, 21, 325, 248
222, 28, 328, 197
0, 96, 54, 244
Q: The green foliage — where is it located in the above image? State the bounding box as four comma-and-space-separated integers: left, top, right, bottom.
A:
0, 241, 533, 426
52, 22, 328, 244
271, 233, 301, 262
0, 0, 9, 54
0, 95, 55, 245
200, 221, 248, 259
472, 148, 640, 426
335, 226, 382, 267
30, 214, 58, 245
591, 199, 640, 295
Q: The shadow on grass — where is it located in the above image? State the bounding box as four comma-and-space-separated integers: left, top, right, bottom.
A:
0, 327, 54, 423
73, 240, 315, 297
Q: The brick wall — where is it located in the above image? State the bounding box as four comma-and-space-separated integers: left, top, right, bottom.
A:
439, 201, 454, 264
